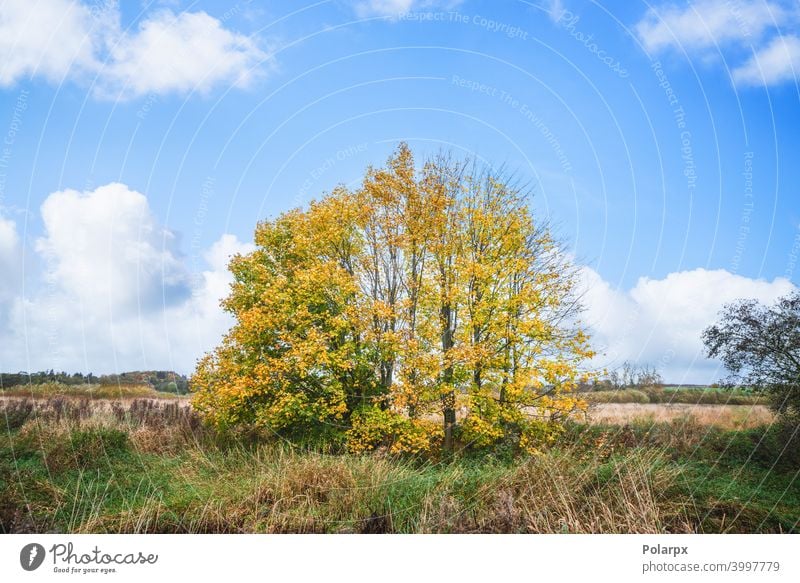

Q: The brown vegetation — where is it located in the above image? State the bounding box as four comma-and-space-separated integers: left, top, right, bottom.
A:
1, 395, 797, 534
587, 403, 774, 430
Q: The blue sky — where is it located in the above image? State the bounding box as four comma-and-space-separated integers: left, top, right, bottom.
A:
0, 0, 798, 381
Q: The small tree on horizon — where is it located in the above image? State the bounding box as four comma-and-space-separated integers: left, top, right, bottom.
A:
703, 291, 800, 425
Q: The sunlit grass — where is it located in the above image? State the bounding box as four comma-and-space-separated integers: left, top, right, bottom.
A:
1, 395, 796, 534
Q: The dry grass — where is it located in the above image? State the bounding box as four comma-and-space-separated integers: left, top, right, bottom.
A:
1, 395, 697, 533
61, 445, 691, 534
584, 386, 766, 405
416, 450, 691, 533
2, 395, 796, 534
1, 382, 182, 400
1, 397, 202, 452
587, 403, 774, 429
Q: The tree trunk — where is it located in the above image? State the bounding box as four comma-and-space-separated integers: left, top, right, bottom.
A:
441, 302, 455, 452
442, 392, 456, 452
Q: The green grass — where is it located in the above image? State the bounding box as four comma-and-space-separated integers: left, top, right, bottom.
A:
1, 397, 797, 533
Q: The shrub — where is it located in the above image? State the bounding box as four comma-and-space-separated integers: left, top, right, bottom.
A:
346, 407, 441, 455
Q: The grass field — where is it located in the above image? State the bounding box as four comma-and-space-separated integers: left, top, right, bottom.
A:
0, 382, 181, 400
1, 388, 797, 534
587, 403, 774, 429
583, 386, 766, 405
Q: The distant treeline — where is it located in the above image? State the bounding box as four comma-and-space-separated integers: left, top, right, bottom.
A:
0, 370, 189, 394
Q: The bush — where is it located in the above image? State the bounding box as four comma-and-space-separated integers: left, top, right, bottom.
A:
714, 424, 800, 471
346, 407, 441, 455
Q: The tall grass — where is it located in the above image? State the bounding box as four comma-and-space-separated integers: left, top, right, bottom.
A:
1, 396, 797, 534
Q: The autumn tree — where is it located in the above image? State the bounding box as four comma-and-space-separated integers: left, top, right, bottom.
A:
191, 196, 368, 442
192, 144, 594, 454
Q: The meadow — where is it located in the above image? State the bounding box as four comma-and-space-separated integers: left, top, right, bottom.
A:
1, 384, 797, 534
582, 385, 767, 405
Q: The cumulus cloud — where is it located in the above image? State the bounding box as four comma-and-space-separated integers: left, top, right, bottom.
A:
634, 0, 799, 87
35, 183, 190, 312
635, 0, 784, 53
732, 34, 800, 86
580, 267, 796, 383
0, 213, 21, 305
0, 183, 252, 374
96, 10, 267, 99
0, 0, 99, 87
0, 0, 267, 99
191, 233, 255, 324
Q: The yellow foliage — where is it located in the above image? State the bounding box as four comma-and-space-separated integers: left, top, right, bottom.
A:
346, 407, 440, 455
191, 143, 596, 454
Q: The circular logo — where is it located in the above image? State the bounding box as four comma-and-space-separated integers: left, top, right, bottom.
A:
20, 543, 46, 571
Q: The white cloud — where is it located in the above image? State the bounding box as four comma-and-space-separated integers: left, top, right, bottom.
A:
580, 267, 796, 383
0, 0, 267, 99
204, 233, 255, 273
192, 233, 255, 323
355, 0, 415, 17
635, 0, 784, 53
97, 10, 267, 99
732, 34, 800, 86
634, 0, 800, 87
0, 0, 99, 87
353, 0, 462, 18
0, 213, 21, 305
35, 183, 190, 312
0, 183, 253, 374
